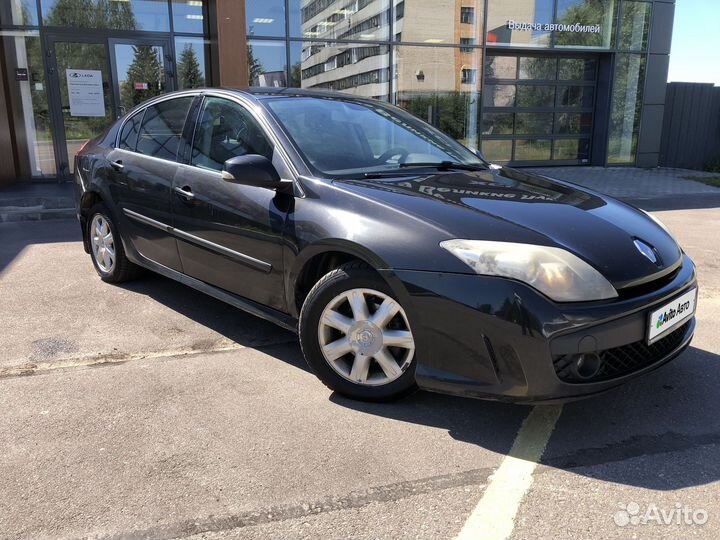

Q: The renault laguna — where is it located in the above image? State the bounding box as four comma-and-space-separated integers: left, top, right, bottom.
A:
72, 88, 697, 403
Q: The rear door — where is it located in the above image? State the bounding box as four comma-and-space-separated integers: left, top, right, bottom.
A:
171, 95, 291, 311
109, 95, 196, 271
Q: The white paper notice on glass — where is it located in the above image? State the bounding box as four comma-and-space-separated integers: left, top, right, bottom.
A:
66, 69, 105, 117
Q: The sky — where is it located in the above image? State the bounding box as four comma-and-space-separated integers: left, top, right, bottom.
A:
668, 0, 720, 85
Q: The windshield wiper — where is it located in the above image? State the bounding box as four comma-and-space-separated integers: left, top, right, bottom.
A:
360, 171, 427, 179
355, 161, 487, 179
398, 161, 487, 171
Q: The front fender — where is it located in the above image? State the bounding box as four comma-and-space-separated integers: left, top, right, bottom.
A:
284, 239, 393, 317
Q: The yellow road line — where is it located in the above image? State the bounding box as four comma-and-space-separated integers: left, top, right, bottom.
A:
455, 405, 564, 540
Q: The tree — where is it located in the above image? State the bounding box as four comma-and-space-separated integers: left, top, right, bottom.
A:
247, 45, 264, 86
96, 0, 137, 30
44, 0, 94, 26
554, 0, 614, 48
290, 62, 302, 88
121, 46, 164, 108
617, 2, 650, 50
607, 54, 644, 163
607, 3, 650, 163
177, 44, 205, 90
17, 0, 34, 25
401, 91, 479, 144
44, 0, 136, 29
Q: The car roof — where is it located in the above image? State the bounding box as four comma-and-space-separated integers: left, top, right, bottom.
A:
221, 87, 376, 103
121, 87, 373, 119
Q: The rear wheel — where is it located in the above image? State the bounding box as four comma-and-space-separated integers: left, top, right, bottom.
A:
299, 262, 417, 401
87, 203, 139, 283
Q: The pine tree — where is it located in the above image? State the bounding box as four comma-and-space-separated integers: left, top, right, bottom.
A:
177, 44, 205, 90
98, 0, 137, 30
44, 0, 136, 29
290, 62, 302, 88
44, 0, 95, 27
247, 45, 264, 86
121, 46, 164, 108
19, 0, 33, 25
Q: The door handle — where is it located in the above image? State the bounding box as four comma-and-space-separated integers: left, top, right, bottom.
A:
110, 159, 124, 171
174, 185, 195, 200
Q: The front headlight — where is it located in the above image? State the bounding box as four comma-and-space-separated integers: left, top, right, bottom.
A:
440, 240, 618, 302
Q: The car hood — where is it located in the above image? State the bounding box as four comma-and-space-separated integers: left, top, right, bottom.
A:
333, 167, 682, 289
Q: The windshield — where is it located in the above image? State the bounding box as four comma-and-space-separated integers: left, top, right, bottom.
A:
263, 96, 486, 177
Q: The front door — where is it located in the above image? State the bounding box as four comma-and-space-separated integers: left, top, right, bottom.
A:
171, 95, 290, 311
44, 35, 174, 178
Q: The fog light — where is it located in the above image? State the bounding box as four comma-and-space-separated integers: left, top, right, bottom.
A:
571, 353, 603, 380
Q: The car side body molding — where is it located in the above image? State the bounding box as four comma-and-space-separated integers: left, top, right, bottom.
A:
122, 208, 272, 274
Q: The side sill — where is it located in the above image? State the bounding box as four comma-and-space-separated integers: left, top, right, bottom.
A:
134, 253, 298, 333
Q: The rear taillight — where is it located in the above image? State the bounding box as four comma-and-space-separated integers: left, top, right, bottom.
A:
76, 139, 90, 155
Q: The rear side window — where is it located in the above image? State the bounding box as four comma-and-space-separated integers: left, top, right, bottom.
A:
118, 110, 144, 151
136, 97, 193, 161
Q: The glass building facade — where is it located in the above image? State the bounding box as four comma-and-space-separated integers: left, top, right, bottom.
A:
0, 0, 675, 184
0, 0, 211, 180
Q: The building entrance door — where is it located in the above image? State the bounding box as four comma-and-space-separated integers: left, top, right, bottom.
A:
481, 53, 598, 166
44, 35, 174, 178
45, 35, 113, 177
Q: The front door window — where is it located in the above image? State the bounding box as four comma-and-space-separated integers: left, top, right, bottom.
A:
191, 97, 274, 172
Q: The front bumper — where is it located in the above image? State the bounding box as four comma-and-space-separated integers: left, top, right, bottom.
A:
381, 254, 697, 403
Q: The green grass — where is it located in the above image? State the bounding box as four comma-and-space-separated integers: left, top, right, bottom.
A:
682, 175, 720, 188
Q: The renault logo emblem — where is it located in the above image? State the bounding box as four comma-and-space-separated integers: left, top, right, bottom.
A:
634, 239, 658, 264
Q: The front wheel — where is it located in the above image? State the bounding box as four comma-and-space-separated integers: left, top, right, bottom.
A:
299, 262, 417, 401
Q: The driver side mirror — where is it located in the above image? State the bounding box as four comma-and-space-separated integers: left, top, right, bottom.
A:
221, 154, 282, 189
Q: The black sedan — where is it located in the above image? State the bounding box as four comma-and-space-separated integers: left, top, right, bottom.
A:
73, 88, 697, 403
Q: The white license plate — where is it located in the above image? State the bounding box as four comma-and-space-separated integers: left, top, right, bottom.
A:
648, 288, 697, 344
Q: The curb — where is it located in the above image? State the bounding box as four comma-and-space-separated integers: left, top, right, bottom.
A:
0, 206, 76, 223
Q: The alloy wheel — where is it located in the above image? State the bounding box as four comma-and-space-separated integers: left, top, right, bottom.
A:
90, 214, 116, 274
318, 288, 415, 386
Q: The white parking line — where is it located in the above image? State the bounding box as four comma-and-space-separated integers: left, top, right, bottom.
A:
455, 405, 564, 540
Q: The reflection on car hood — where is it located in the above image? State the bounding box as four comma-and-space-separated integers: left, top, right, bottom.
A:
333, 166, 682, 289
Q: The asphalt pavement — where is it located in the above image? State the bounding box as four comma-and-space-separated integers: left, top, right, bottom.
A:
0, 202, 718, 540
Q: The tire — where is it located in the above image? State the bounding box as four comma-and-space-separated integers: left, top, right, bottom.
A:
87, 203, 140, 283
299, 261, 418, 401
